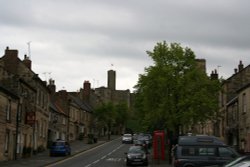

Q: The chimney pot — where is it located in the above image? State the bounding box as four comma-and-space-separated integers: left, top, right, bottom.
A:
238, 60, 244, 71
234, 68, 238, 73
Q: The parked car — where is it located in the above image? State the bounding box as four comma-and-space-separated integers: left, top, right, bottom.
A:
134, 139, 149, 153
125, 145, 149, 166
228, 161, 250, 167
141, 134, 152, 148
173, 135, 239, 167
134, 139, 147, 147
223, 155, 250, 167
136, 133, 152, 149
50, 139, 71, 156
122, 134, 133, 144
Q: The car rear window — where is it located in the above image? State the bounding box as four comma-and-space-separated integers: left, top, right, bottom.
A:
129, 146, 145, 153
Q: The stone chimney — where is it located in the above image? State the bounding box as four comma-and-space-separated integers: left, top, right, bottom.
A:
3, 46, 19, 74
238, 60, 244, 72
234, 68, 238, 74
48, 79, 56, 94
55, 90, 69, 116
22, 54, 32, 70
58, 90, 68, 101
82, 80, 91, 102
210, 69, 218, 80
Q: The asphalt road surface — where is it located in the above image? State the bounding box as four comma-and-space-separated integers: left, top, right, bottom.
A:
46, 138, 151, 167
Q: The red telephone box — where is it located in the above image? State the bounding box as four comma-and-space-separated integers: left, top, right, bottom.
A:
153, 130, 165, 160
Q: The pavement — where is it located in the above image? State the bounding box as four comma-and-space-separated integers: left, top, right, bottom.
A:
0, 135, 172, 167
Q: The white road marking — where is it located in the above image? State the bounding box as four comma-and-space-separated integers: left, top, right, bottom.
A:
101, 155, 106, 159
83, 143, 125, 167
93, 159, 100, 164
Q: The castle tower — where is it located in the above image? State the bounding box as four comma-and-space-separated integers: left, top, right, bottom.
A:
108, 70, 116, 90
195, 59, 206, 73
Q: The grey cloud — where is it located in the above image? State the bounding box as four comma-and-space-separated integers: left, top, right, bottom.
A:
1, 0, 250, 91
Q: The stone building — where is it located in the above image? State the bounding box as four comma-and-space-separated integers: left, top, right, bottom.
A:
0, 85, 19, 161
49, 84, 93, 142
47, 79, 68, 145
95, 70, 131, 107
0, 47, 50, 158
68, 93, 93, 140
237, 83, 250, 152
219, 61, 250, 152
80, 70, 132, 135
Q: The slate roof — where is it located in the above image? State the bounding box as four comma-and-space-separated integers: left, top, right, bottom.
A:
69, 94, 93, 113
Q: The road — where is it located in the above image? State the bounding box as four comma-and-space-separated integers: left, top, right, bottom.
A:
46, 138, 150, 167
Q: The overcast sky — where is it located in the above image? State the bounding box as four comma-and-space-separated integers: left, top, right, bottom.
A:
1, 0, 249, 92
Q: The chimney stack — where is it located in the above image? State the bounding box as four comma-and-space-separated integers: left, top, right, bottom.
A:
238, 60, 244, 71
48, 79, 56, 94
22, 54, 32, 70
234, 68, 238, 74
82, 80, 91, 102
210, 69, 218, 80
3, 46, 19, 74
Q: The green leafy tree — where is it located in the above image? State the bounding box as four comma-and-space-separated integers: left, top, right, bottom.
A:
94, 102, 130, 137
114, 102, 129, 133
134, 41, 220, 134
94, 102, 116, 139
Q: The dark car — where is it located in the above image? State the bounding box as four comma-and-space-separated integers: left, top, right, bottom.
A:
134, 139, 149, 153
136, 133, 152, 149
223, 155, 250, 167
205, 155, 250, 167
125, 145, 149, 166
50, 139, 71, 156
134, 139, 147, 147
173, 135, 239, 167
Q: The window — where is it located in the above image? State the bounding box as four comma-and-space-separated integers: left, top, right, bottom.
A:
16, 133, 21, 153
198, 147, 215, 156
62, 117, 66, 125
219, 147, 234, 157
5, 130, 9, 153
43, 120, 46, 138
243, 93, 247, 113
38, 121, 42, 137
182, 147, 196, 156
6, 99, 11, 121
